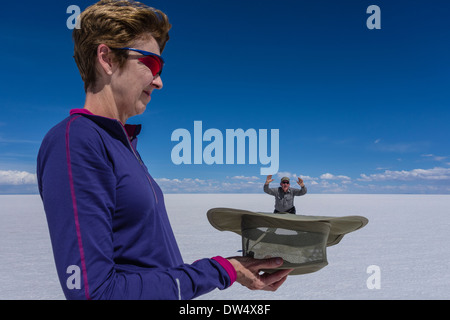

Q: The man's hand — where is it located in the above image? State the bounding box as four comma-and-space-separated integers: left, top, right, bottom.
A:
297, 177, 305, 187
227, 256, 293, 291
265, 175, 274, 185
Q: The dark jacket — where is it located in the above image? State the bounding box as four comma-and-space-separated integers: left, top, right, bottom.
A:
37, 109, 235, 300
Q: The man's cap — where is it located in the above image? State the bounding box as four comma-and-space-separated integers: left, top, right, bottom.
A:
207, 207, 368, 275
280, 177, 290, 182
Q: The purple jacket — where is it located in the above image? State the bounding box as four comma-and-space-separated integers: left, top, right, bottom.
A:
37, 109, 235, 300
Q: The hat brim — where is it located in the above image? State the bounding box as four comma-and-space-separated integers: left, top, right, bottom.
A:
207, 207, 368, 247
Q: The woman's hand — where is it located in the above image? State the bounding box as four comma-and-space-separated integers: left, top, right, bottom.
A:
227, 256, 293, 291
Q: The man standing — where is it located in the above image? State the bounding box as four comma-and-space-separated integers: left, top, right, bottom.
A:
263, 175, 307, 214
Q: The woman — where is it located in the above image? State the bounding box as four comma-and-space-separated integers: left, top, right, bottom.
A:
37, 0, 291, 300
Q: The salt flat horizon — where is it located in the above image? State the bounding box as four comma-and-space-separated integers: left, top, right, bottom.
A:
3, 192, 450, 195
1, 193, 449, 300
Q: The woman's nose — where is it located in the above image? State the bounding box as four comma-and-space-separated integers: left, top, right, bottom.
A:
152, 75, 163, 89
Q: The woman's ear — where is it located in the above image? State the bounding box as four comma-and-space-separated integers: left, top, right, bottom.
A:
96, 44, 114, 76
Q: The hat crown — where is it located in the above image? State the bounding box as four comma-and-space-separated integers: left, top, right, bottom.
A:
242, 214, 329, 272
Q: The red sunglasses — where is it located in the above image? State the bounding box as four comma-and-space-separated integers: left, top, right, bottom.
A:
115, 47, 165, 77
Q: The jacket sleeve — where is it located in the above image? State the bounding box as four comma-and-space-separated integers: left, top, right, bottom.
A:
263, 183, 277, 196
292, 186, 307, 196
37, 118, 235, 300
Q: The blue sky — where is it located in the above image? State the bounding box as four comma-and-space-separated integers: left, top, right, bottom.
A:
0, 0, 449, 194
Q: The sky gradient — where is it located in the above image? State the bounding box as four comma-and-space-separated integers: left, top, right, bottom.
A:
0, 0, 449, 194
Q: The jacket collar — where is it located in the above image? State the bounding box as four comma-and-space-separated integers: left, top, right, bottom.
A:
278, 186, 291, 194
70, 108, 142, 148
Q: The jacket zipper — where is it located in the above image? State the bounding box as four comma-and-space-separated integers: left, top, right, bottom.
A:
119, 123, 159, 204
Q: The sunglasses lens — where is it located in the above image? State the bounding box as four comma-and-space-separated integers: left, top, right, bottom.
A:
138, 55, 163, 76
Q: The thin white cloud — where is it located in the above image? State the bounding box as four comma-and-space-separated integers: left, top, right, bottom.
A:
229, 175, 260, 181
276, 171, 293, 179
320, 173, 351, 180
155, 177, 262, 193
421, 154, 448, 162
316, 180, 348, 193
150, 165, 450, 194
154, 166, 450, 194
0, 170, 37, 185
298, 175, 318, 182
370, 140, 428, 153
358, 167, 450, 182
0, 136, 40, 144
320, 173, 334, 180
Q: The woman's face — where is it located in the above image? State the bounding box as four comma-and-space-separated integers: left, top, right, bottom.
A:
110, 35, 163, 121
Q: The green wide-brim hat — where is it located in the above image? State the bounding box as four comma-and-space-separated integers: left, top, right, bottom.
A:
207, 207, 369, 275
